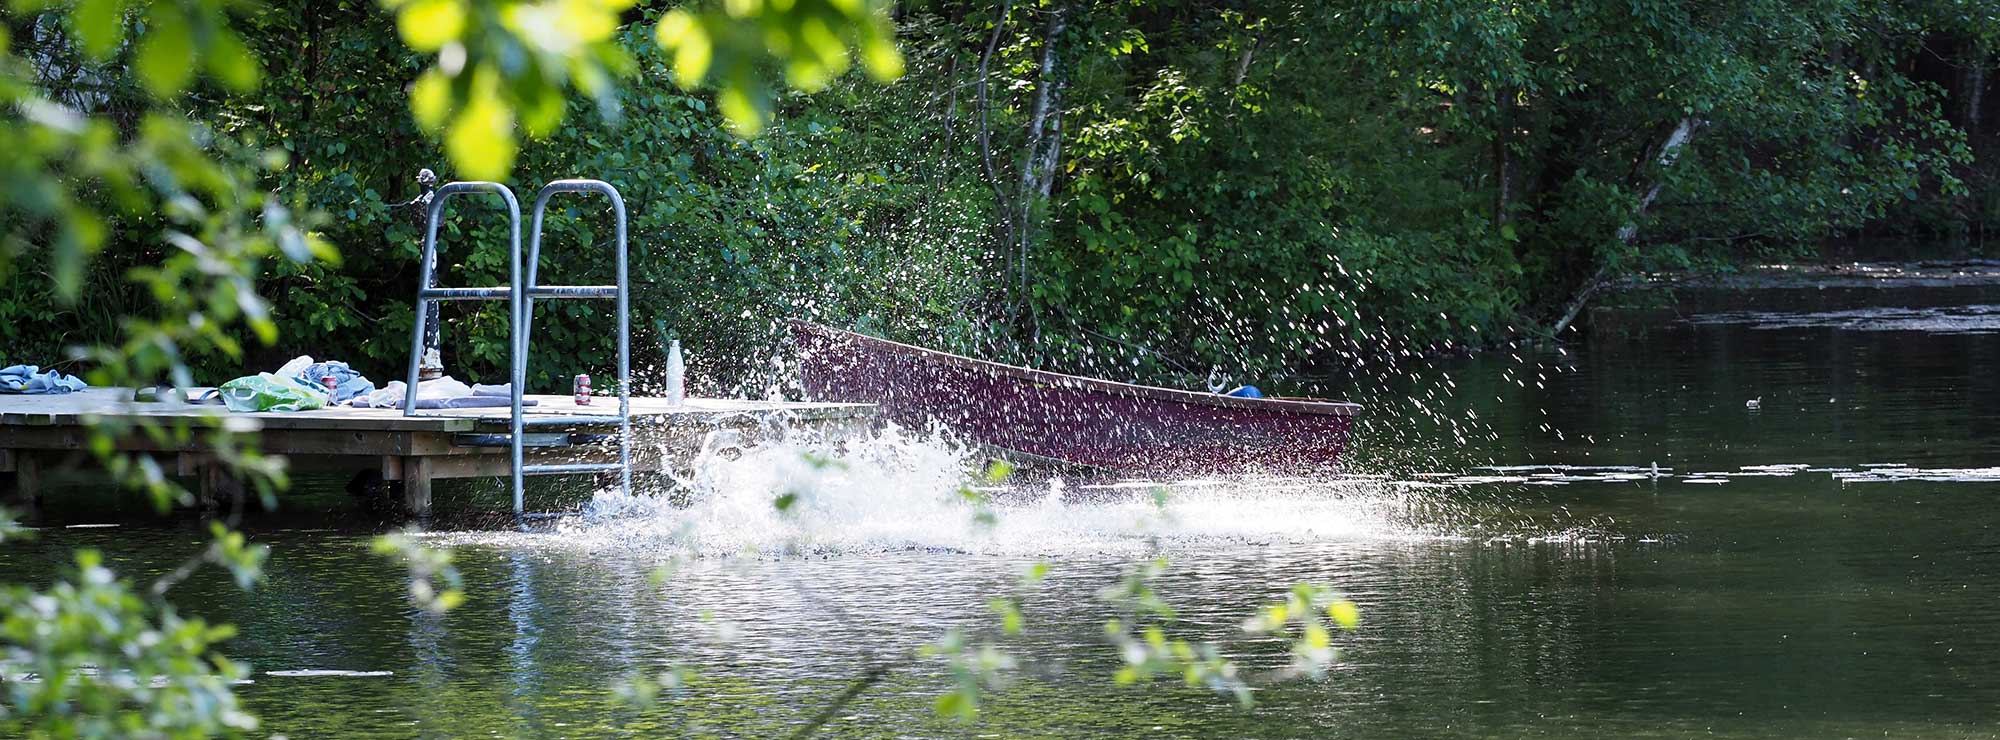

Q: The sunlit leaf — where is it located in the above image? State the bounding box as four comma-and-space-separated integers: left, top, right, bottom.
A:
1303, 623, 1330, 649
652, 0, 903, 135
861, 37, 903, 81
659, 10, 713, 86
445, 84, 517, 180
717, 84, 765, 136
397, 0, 467, 52
410, 69, 452, 131
520, 85, 566, 138
1328, 600, 1360, 630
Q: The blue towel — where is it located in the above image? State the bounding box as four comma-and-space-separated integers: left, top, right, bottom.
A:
294, 361, 376, 405
0, 365, 87, 394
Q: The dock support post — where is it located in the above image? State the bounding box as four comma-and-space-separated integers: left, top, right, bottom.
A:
196, 464, 229, 513
6, 453, 41, 511
402, 457, 433, 518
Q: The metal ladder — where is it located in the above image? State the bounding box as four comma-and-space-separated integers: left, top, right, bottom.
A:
403, 180, 633, 514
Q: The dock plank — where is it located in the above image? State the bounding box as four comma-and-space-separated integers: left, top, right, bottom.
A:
0, 388, 877, 514
0, 389, 871, 433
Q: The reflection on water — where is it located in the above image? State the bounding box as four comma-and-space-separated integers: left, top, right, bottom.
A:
1689, 304, 2000, 334
7, 300, 2000, 738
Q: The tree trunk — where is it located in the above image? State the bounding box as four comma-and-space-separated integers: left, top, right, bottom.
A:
939, 54, 962, 143
1966, 41, 1989, 139
1493, 87, 1516, 225
929, 53, 963, 195
1014, 3, 1067, 301
1550, 116, 1704, 337
1039, 107, 1063, 199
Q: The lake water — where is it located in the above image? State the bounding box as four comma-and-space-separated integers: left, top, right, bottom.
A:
9, 287, 2000, 738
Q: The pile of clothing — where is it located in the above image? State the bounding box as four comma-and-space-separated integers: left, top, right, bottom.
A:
0, 365, 87, 395
354, 378, 534, 409
219, 355, 377, 412
218, 355, 532, 412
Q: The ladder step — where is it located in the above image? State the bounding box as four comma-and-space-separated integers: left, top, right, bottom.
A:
454, 432, 572, 448
482, 415, 628, 427
421, 287, 511, 301
454, 432, 617, 448
527, 285, 617, 299
419, 286, 617, 300
522, 462, 625, 476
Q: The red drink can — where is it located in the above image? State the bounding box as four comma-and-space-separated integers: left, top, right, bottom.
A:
574, 374, 592, 405
321, 375, 338, 395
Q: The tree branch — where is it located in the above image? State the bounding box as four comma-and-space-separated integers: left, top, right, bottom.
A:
1550, 116, 1704, 337
785, 659, 910, 740
1232, 39, 1257, 87
976, 0, 1012, 221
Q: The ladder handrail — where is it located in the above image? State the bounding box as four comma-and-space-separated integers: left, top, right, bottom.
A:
403, 181, 521, 417
522, 179, 632, 508
400, 178, 634, 516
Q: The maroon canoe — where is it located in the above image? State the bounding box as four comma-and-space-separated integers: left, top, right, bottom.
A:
792, 322, 1360, 476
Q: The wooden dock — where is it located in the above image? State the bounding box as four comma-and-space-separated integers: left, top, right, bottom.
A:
0, 389, 876, 516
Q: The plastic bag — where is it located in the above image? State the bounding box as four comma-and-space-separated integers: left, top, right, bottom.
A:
220, 372, 328, 412
275, 355, 315, 379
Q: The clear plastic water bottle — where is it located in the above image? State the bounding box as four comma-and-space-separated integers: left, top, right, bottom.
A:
665, 340, 685, 406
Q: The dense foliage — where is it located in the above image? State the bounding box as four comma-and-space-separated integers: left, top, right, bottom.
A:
2, 1, 1987, 734
1015, 0, 1984, 378
5, 0, 1996, 389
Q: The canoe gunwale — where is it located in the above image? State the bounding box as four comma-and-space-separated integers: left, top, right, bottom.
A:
796, 322, 1360, 417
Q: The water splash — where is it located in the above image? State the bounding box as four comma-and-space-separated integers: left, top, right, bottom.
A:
437, 425, 1471, 557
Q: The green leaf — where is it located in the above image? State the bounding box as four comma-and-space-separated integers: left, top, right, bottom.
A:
73, 0, 127, 58
1022, 561, 1050, 585
136, 6, 194, 97
205, 30, 262, 92
982, 458, 1014, 483
933, 691, 972, 720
